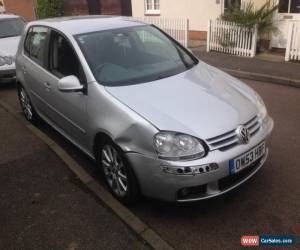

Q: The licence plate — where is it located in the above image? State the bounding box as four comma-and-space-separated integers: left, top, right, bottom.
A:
229, 142, 266, 174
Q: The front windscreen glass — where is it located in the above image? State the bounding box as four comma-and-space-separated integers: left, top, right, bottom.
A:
0, 18, 25, 39
75, 25, 197, 86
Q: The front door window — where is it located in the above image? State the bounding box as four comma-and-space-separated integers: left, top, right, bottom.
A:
49, 31, 85, 83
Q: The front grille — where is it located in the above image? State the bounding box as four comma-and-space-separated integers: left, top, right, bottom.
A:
218, 156, 262, 191
206, 116, 260, 151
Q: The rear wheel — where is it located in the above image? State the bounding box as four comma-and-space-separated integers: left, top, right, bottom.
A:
98, 140, 139, 204
18, 85, 38, 123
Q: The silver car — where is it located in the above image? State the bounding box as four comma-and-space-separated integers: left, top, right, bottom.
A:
0, 14, 25, 82
16, 16, 273, 203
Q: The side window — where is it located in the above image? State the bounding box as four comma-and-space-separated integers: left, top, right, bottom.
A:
24, 28, 32, 56
49, 31, 84, 82
25, 26, 48, 66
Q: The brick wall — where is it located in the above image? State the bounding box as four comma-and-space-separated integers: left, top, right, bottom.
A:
3, 0, 36, 21
189, 31, 207, 41
64, 0, 89, 16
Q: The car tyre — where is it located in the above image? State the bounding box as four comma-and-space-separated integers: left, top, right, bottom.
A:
17, 85, 39, 123
97, 138, 140, 204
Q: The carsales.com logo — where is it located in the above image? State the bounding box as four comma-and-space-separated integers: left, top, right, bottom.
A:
241, 235, 296, 247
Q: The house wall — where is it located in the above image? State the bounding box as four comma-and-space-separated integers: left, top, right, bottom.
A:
3, 0, 36, 21
132, 0, 223, 32
132, 0, 275, 41
132, 0, 223, 41
242, 0, 268, 8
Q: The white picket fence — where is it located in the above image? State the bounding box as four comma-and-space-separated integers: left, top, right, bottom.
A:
134, 17, 189, 47
207, 20, 258, 57
285, 22, 300, 61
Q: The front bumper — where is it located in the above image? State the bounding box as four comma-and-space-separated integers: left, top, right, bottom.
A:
0, 68, 16, 83
126, 116, 274, 202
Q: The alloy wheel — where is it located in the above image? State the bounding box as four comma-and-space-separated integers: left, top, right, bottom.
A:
19, 87, 33, 120
101, 145, 128, 197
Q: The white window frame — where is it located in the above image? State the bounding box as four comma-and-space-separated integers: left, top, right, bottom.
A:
144, 0, 160, 15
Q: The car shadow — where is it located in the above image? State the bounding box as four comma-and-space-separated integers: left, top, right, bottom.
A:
31, 115, 257, 217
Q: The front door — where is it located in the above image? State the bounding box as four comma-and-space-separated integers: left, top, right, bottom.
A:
271, 0, 300, 48
43, 30, 88, 147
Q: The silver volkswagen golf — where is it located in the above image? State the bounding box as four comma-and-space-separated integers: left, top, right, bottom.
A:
16, 16, 273, 203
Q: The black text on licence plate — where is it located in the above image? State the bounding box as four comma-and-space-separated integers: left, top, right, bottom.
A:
229, 142, 265, 174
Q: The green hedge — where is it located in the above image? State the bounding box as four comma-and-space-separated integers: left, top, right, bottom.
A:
36, 0, 64, 19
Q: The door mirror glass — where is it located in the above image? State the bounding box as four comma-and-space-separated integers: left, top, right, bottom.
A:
58, 75, 83, 92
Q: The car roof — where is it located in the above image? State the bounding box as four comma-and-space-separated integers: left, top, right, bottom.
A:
0, 14, 21, 19
27, 15, 147, 36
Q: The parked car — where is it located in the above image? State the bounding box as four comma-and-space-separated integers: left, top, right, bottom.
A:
0, 14, 25, 83
16, 16, 273, 203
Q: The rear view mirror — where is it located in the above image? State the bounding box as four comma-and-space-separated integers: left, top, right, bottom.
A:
58, 75, 84, 93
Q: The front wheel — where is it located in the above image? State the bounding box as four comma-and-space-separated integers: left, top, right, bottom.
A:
98, 141, 140, 204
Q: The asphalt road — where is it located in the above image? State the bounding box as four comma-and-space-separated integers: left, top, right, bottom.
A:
0, 79, 299, 250
0, 86, 150, 249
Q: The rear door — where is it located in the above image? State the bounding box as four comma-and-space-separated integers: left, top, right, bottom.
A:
41, 29, 88, 147
22, 26, 51, 118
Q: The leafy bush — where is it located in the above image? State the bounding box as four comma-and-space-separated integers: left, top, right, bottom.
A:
222, 0, 278, 39
36, 0, 64, 19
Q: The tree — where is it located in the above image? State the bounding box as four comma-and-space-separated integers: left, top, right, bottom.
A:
36, 0, 64, 19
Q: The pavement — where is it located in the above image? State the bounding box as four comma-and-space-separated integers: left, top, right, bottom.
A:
192, 48, 300, 88
1, 76, 299, 249
0, 84, 151, 250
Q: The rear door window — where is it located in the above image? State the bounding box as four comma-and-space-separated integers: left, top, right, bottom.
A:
24, 26, 49, 67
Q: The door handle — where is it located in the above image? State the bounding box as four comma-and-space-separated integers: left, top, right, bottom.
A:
44, 82, 51, 90
22, 66, 27, 74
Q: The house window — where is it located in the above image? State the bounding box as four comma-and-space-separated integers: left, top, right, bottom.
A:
145, 0, 160, 15
224, 0, 241, 12
279, 0, 300, 13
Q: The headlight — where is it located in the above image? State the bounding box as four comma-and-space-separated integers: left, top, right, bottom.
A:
154, 132, 206, 160
0, 56, 13, 66
255, 93, 267, 121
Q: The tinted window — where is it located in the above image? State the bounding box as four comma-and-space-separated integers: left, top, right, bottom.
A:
25, 26, 48, 66
279, 0, 289, 13
49, 31, 83, 81
290, 0, 300, 13
224, 0, 241, 11
75, 25, 197, 86
0, 18, 25, 39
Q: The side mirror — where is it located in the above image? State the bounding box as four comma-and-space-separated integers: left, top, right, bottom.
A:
58, 75, 84, 93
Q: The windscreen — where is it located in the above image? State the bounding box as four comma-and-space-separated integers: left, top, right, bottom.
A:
75, 25, 197, 86
0, 18, 25, 39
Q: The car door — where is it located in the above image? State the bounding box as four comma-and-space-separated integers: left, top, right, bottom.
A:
41, 29, 88, 147
22, 26, 51, 118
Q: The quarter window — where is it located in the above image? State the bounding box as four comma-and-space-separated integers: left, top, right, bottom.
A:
24, 26, 48, 67
145, 0, 160, 14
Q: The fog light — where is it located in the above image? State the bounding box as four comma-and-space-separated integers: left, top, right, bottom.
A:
180, 188, 190, 197
161, 163, 219, 176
